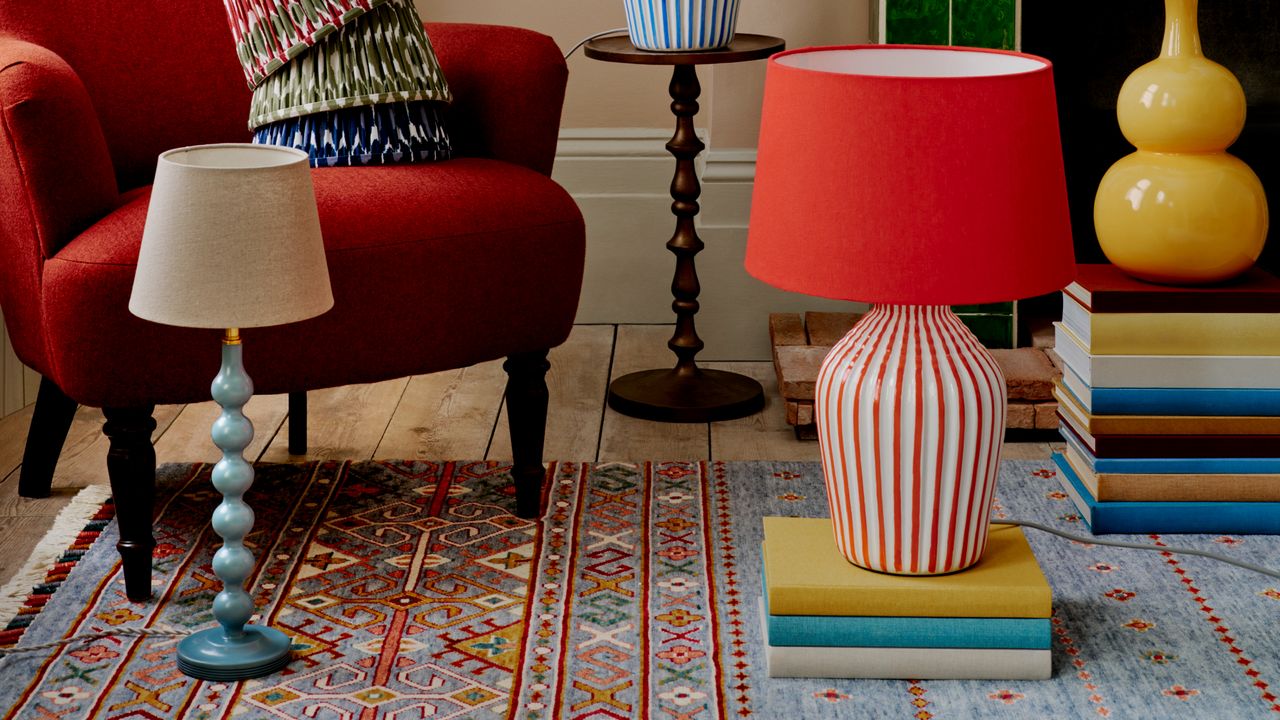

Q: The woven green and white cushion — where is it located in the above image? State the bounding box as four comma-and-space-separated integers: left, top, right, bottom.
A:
246, 0, 450, 129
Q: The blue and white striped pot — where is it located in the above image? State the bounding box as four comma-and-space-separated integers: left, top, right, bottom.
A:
623, 0, 741, 52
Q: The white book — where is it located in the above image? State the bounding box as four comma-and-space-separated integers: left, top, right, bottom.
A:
759, 599, 1052, 680
1054, 323, 1280, 389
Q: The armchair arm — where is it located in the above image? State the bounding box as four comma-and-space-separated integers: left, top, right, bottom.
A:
0, 38, 118, 259
426, 23, 569, 176
0, 38, 118, 373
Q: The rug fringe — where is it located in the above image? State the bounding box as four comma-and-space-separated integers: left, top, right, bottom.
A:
0, 485, 113, 629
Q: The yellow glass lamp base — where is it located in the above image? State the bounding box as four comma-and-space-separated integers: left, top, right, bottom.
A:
1094, 0, 1268, 286
1095, 151, 1268, 285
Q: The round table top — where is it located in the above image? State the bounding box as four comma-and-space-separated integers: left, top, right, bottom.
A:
584, 33, 785, 66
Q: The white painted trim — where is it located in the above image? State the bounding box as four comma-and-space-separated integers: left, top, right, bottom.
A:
556, 128, 673, 158
701, 149, 756, 183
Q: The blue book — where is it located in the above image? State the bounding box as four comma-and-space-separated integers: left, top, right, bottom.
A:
760, 588, 1050, 649
1063, 364, 1280, 416
1053, 453, 1280, 535
1060, 424, 1280, 474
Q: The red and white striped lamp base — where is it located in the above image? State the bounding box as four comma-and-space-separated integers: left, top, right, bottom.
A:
816, 304, 1007, 575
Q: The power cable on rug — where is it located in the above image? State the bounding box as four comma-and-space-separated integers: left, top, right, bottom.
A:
1004, 518, 1280, 579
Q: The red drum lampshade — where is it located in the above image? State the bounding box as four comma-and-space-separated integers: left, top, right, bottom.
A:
746, 45, 1075, 305
746, 45, 1075, 575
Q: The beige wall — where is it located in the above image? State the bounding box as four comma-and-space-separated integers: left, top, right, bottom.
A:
415, 1, 875, 359
417, 0, 871, 147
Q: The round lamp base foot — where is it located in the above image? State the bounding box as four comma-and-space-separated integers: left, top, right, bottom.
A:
608, 368, 764, 423
177, 625, 291, 681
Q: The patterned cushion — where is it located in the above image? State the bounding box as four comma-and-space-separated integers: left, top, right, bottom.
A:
253, 100, 450, 167
247, 0, 450, 129
223, 0, 394, 88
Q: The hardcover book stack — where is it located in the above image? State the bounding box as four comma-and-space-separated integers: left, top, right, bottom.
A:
759, 517, 1053, 680
1052, 263, 1280, 534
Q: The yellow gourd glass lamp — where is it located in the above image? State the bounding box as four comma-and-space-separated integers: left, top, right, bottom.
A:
1094, 0, 1268, 284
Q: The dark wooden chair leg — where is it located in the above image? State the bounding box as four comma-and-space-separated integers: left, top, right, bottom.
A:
18, 377, 78, 498
103, 406, 157, 602
288, 390, 307, 455
504, 350, 551, 519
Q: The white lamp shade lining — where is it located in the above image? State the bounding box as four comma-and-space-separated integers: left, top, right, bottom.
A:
129, 144, 334, 329
776, 47, 1048, 78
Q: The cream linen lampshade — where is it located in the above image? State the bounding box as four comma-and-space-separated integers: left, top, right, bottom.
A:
129, 144, 332, 327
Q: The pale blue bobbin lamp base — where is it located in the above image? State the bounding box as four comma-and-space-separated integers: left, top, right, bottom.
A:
177, 625, 292, 681
176, 330, 291, 681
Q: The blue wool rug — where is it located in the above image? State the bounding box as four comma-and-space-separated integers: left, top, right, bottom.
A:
2, 459, 1279, 719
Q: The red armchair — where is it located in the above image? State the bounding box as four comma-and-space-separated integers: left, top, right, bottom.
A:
0, 4, 585, 601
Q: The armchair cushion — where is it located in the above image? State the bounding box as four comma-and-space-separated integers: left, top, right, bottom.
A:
42, 158, 585, 407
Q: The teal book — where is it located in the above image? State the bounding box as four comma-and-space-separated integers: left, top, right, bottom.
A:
760, 583, 1050, 649
759, 599, 1052, 680
1053, 453, 1280, 535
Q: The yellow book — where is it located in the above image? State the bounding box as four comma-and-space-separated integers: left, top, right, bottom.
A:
762, 517, 1051, 618
1063, 293, 1280, 356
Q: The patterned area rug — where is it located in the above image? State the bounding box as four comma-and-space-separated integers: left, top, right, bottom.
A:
3, 459, 1280, 718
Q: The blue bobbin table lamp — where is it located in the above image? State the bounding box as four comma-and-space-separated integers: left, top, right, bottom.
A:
129, 144, 333, 680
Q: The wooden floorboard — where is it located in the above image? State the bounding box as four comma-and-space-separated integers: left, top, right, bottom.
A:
0, 515, 61, 588
706, 361, 822, 462
260, 378, 409, 462
1002, 442, 1055, 461
0, 404, 34, 484
598, 325, 710, 460
375, 361, 507, 461
489, 325, 614, 462
155, 395, 290, 465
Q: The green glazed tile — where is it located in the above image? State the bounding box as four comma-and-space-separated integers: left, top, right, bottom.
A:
952, 301, 1014, 314
883, 0, 950, 45
952, 0, 1018, 50
956, 314, 1014, 349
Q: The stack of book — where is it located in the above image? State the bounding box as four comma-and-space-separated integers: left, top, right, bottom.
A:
1052, 263, 1280, 534
760, 517, 1052, 680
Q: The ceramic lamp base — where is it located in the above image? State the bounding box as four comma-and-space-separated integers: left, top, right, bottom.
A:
816, 304, 1006, 575
177, 625, 292, 681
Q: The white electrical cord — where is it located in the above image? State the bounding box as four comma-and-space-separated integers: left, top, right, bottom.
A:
0, 625, 191, 657
564, 28, 629, 59
1004, 518, 1280, 579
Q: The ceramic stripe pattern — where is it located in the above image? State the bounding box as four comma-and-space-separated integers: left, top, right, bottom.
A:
247, 0, 451, 130
816, 304, 1007, 575
622, 0, 740, 51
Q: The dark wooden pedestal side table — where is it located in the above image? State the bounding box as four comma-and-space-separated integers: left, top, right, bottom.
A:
585, 33, 785, 423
